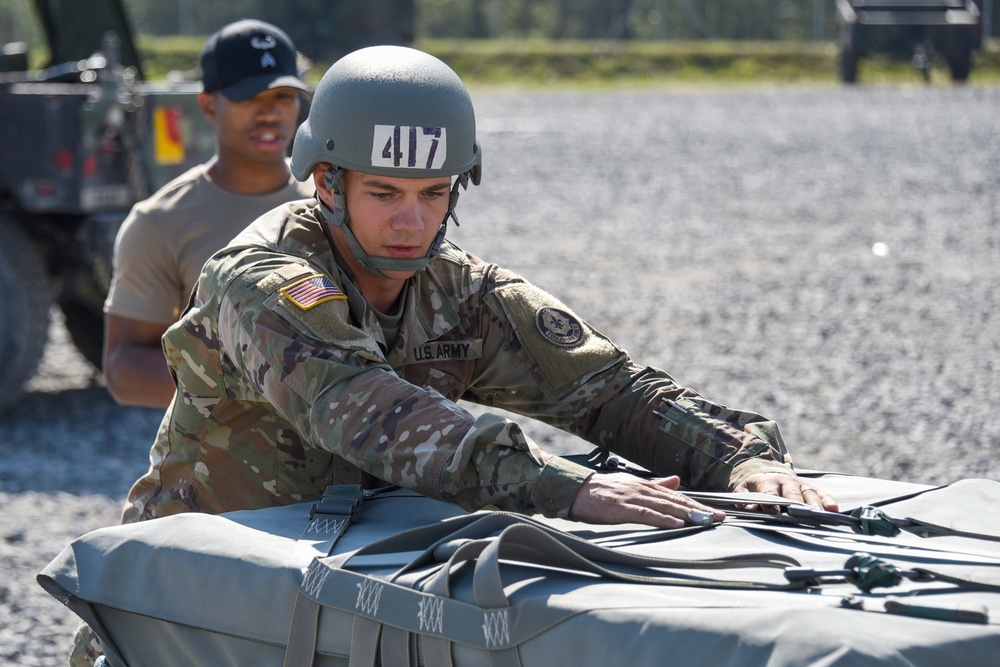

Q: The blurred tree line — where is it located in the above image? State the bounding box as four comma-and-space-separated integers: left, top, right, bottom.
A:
2, 0, 838, 62
123, 0, 837, 58
2, 0, 993, 64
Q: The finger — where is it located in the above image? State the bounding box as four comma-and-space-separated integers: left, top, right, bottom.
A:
646, 477, 719, 514
624, 497, 725, 528
570, 473, 725, 528
616, 504, 689, 530
574, 487, 692, 529
795, 483, 838, 512
783, 483, 837, 512
647, 479, 723, 515
650, 475, 682, 491
737, 479, 784, 514
731, 482, 758, 512
632, 484, 726, 526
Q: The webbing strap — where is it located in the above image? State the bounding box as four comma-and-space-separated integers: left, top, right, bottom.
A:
884, 596, 990, 624
284, 590, 322, 667
304, 562, 578, 653
293, 511, 806, 663
419, 632, 453, 667
380, 625, 411, 667
283, 485, 365, 667
348, 617, 380, 667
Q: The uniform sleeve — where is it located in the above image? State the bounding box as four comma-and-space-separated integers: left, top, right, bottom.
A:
214, 249, 593, 516
104, 206, 184, 324
583, 363, 794, 490
466, 272, 794, 492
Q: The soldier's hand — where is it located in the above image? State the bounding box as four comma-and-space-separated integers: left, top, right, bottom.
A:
569, 473, 725, 529
734, 473, 839, 513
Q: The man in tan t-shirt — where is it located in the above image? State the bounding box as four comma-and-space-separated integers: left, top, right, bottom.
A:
102, 19, 313, 408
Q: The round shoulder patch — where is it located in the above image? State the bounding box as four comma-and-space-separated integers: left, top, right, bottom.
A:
535, 307, 584, 347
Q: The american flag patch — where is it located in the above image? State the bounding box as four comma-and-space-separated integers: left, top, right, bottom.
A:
280, 274, 346, 310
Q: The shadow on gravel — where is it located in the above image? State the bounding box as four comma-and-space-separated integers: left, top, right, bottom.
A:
0, 385, 162, 499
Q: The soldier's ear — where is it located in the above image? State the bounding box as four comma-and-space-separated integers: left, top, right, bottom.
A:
312, 164, 338, 209
312, 164, 331, 195
198, 92, 217, 123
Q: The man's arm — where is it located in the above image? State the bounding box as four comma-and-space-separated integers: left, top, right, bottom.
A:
103, 313, 175, 408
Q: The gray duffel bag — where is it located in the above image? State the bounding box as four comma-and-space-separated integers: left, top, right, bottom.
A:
38, 470, 1000, 666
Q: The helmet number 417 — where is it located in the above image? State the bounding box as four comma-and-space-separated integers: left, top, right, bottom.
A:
372, 125, 446, 170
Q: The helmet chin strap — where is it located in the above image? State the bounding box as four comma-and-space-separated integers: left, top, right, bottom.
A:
320, 167, 466, 279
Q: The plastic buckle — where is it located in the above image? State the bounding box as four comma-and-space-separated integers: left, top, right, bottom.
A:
309, 484, 364, 522
845, 552, 902, 592
850, 506, 902, 536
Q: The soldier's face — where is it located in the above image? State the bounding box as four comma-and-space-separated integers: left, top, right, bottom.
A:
339, 170, 452, 279
201, 88, 300, 163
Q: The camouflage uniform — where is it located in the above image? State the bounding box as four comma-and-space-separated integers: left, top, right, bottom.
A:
122, 199, 794, 524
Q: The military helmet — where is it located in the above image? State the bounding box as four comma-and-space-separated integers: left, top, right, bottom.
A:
291, 45, 482, 184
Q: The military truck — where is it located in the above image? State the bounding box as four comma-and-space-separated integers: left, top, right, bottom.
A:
0, 0, 214, 412
836, 0, 984, 83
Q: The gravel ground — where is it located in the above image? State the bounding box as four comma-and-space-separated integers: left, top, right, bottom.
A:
2, 81, 999, 664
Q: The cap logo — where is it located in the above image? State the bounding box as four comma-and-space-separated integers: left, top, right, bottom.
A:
371, 125, 447, 170
250, 34, 278, 69
250, 35, 277, 50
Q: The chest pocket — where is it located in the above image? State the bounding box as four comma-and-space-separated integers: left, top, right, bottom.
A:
401, 339, 482, 401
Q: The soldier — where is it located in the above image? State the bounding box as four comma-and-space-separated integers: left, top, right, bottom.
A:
120, 44, 836, 532
102, 18, 313, 408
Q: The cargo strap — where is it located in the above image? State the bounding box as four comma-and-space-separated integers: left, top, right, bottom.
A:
571, 449, 1000, 542
283, 485, 365, 667
785, 550, 1000, 597
286, 509, 805, 667
694, 490, 1000, 543
701, 497, 906, 536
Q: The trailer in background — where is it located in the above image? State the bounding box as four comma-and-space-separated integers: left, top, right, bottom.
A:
0, 0, 215, 412
836, 0, 984, 82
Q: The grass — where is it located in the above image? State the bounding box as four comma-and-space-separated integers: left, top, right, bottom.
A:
134, 36, 1000, 88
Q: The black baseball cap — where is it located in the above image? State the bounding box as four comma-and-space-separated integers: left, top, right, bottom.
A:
200, 19, 311, 101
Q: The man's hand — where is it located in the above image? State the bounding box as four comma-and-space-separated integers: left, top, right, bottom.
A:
734, 473, 839, 513
569, 473, 726, 529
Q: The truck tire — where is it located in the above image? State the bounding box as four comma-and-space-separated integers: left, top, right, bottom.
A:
946, 48, 973, 83
839, 46, 859, 84
944, 27, 976, 84
0, 222, 52, 412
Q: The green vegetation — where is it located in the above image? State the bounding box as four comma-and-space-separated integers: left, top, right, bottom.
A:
135, 34, 206, 78
415, 39, 840, 87
137, 36, 1000, 88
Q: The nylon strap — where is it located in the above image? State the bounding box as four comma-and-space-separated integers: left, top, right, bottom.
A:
348, 617, 380, 667
380, 625, 411, 667
293, 510, 806, 664
283, 485, 365, 667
